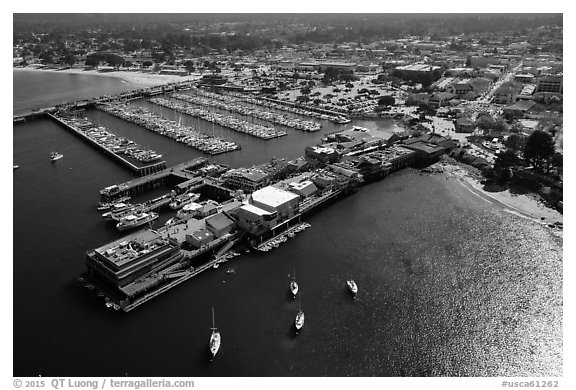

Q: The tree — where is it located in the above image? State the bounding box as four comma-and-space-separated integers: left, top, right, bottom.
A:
142, 61, 153, 68
523, 130, 555, 171
84, 55, 99, 67
493, 149, 519, 181
377, 95, 395, 106
39, 50, 54, 64
505, 134, 526, 153
183, 60, 195, 74
550, 152, 563, 170
300, 86, 311, 96
62, 52, 76, 67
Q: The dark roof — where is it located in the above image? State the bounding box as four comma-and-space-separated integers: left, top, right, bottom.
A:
206, 212, 235, 231
403, 141, 447, 155
456, 117, 475, 125
431, 92, 456, 100
507, 100, 536, 112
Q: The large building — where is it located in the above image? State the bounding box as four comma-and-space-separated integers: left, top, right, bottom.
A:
394, 63, 442, 74
223, 168, 271, 192
223, 160, 290, 193
85, 230, 182, 291
536, 74, 563, 94
251, 186, 300, 222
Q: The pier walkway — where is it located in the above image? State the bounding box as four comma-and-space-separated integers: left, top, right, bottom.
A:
99, 157, 208, 202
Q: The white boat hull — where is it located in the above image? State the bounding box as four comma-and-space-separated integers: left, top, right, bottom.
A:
290, 281, 298, 297
210, 331, 221, 357
347, 280, 358, 295
295, 310, 305, 331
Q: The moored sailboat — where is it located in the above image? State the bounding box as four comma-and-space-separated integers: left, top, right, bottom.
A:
209, 307, 221, 360
347, 280, 358, 297
295, 294, 304, 333
289, 268, 298, 298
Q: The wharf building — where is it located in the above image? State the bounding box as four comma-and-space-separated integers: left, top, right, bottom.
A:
233, 186, 300, 236
85, 230, 183, 298
82, 127, 456, 311
222, 158, 291, 193
86, 199, 242, 305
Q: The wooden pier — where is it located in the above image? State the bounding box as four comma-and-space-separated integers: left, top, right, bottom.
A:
47, 113, 166, 176
99, 157, 209, 202
121, 233, 237, 312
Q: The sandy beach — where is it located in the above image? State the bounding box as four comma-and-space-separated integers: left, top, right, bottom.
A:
14, 66, 202, 88
436, 160, 563, 226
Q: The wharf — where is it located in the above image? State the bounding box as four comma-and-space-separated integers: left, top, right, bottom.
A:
142, 194, 172, 212
99, 157, 209, 202
254, 222, 310, 252
121, 233, 237, 312
13, 79, 197, 124
47, 113, 166, 176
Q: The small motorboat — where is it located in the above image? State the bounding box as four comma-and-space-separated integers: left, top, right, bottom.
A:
50, 152, 64, 162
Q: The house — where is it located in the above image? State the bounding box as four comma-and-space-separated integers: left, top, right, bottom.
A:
493, 84, 518, 104
428, 92, 456, 107
516, 84, 536, 101
504, 101, 537, 118
406, 93, 431, 105
454, 117, 476, 133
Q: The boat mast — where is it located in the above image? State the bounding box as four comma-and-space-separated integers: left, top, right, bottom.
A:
211, 306, 216, 330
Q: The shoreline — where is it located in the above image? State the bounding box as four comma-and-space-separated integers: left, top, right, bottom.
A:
13, 66, 202, 89
437, 160, 563, 227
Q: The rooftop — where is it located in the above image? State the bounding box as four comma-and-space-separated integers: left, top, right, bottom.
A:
95, 229, 168, 268
252, 186, 300, 208
239, 203, 273, 216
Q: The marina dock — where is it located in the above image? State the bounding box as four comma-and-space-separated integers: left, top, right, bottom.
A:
99, 101, 242, 155
154, 96, 287, 140
48, 113, 166, 176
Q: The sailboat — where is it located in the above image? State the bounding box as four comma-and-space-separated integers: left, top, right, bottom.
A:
209, 307, 221, 360
347, 280, 358, 297
295, 293, 304, 333
289, 268, 298, 298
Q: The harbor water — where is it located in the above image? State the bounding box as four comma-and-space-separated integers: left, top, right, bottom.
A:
13, 71, 562, 376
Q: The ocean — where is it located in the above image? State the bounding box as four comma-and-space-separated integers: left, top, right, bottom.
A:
12, 70, 562, 377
